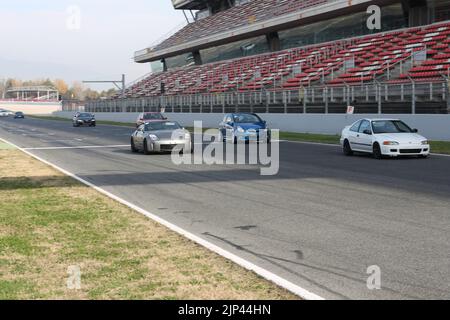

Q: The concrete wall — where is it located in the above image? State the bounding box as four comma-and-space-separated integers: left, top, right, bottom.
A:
1, 101, 61, 115
53, 111, 450, 141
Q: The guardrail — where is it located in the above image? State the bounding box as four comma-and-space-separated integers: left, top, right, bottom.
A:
83, 80, 449, 114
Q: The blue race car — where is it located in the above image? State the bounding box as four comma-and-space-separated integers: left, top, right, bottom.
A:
219, 113, 271, 144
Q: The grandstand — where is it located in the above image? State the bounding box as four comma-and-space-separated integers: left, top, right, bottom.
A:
2, 86, 60, 102
86, 0, 450, 114
0, 86, 61, 114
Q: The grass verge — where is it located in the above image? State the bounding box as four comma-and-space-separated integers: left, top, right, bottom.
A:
0, 145, 297, 300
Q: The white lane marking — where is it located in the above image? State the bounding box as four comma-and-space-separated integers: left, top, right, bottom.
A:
281, 139, 450, 157
23, 145, 129, 151
0, 136, 324, 301
282, 140, 341, 147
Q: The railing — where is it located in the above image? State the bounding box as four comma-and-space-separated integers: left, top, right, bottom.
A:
83, 80, 449, 115
0, 99, 60, 103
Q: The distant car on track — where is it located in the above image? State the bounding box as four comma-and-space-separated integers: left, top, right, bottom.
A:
72, 112, 96, 127
14, 112, 25, 119
0, 109, 10, 117
136, 112, 167, 127
340, 119, 430, 159
219, 113, 271, 144
131, 121, 192, 154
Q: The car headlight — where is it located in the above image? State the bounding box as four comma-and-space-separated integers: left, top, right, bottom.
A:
237, 127, 245, 133
383, 141, 399, 146
184, 133, 191, 140
149, 134, 159, 141
421, 140, 429, 145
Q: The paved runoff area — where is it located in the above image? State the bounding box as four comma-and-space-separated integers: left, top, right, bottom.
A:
1, 116, 449, 299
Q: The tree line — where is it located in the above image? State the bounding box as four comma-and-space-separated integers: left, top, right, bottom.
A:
0, 78, 117, 101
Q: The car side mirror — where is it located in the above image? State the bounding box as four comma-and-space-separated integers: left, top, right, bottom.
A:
163, 117, 168, 120
412, 128, 418, 133
363, 129, 372, 135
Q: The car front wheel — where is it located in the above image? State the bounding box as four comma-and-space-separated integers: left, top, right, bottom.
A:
373, 143, 383, 159
130, 138, 138, 153
143, 139, 151, 155
343, 140, 353, 156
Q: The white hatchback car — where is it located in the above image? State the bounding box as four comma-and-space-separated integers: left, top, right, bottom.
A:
340, 119, 430, 159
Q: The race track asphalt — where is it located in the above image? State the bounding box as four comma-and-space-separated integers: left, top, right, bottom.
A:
1, 116, 449, 300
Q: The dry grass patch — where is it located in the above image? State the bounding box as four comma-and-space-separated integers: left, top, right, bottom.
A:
0, 148, 297, 300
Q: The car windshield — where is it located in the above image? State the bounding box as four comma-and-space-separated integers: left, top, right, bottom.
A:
146, 121, 181, 131
233, 114, 262, 123
78, 113, 93, 118
144, 113, 163, 120
16, 112, 23, 115
372, 120, 414, 134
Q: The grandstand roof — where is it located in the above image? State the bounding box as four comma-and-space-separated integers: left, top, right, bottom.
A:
172, 0, 209, 10
6, 86, 58, 93
136, 0, 395, 63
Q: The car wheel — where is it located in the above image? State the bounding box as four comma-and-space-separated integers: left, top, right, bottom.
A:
143, 139, 151, 155
343, 140, 353, 156
373, 143, 383, 159
130, 138, 138, 153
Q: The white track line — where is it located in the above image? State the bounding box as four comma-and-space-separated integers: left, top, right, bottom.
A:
23, 145, 129, 151
281, 139, 450, 157
0, 137, 324, 300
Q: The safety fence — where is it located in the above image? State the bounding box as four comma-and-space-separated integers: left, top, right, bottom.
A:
83, 81, 449, 114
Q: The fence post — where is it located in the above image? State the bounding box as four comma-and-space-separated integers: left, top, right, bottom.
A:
412, 81, 416, 114
377, 84, 382, 114
222, 94, 225, 114
303, 88, 307, 113
430, 83, 433, 101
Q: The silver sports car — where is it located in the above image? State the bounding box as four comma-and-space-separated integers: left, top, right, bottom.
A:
131, 121, 192, 154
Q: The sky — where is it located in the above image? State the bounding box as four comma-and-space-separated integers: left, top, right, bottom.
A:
0, 0, 186, 89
